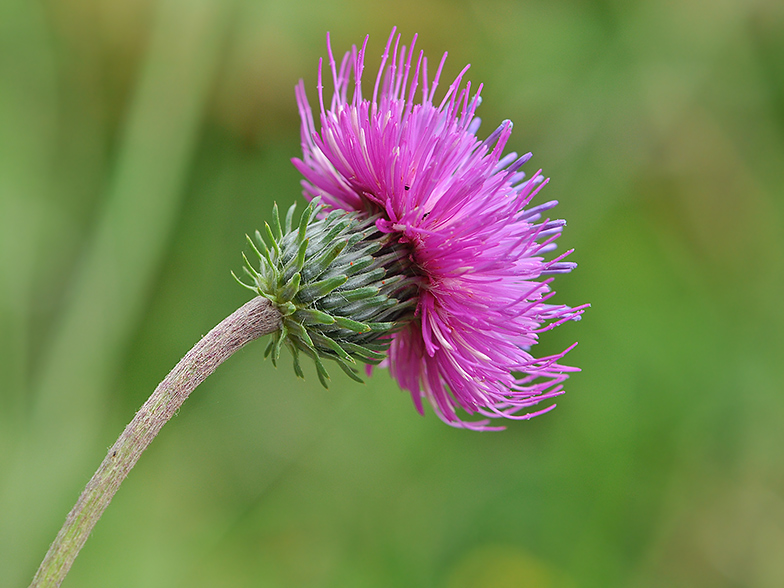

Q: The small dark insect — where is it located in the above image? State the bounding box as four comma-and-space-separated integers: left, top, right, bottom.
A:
404, 185, 410, 191
111, 450, 117, 457
423, 212, 430, 219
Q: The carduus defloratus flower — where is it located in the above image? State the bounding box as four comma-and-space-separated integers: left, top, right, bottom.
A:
285, 28, 588, 430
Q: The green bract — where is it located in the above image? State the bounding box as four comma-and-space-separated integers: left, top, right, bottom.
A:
235, 200, 418, 387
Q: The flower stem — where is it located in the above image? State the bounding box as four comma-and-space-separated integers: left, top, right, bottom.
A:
29, 296, 280, 588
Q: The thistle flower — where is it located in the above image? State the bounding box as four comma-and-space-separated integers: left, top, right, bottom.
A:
293, 28, 588, 430
29, 30, 592, 588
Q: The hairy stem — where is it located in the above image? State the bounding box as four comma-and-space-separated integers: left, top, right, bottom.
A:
30, 296, 280, 588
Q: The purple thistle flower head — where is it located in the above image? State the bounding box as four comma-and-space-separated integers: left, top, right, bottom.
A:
292, 28, 588, 430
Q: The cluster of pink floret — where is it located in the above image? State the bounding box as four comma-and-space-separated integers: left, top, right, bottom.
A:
293, 28, 588, 430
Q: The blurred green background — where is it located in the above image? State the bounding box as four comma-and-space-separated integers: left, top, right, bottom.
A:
2, 0, 784, 586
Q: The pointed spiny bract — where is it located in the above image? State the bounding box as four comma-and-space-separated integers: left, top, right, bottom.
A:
241, 201, 417, 386
292, 29, 588, 430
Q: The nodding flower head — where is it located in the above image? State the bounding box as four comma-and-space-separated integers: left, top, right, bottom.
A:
287, 28, 588, 430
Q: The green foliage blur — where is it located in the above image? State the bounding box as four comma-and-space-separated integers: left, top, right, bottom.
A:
2, 0, 784, 586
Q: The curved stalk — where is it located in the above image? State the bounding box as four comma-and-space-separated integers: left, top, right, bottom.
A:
30, 296, 280, 588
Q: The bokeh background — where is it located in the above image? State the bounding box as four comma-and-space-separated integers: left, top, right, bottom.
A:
2, 0, 784, 586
